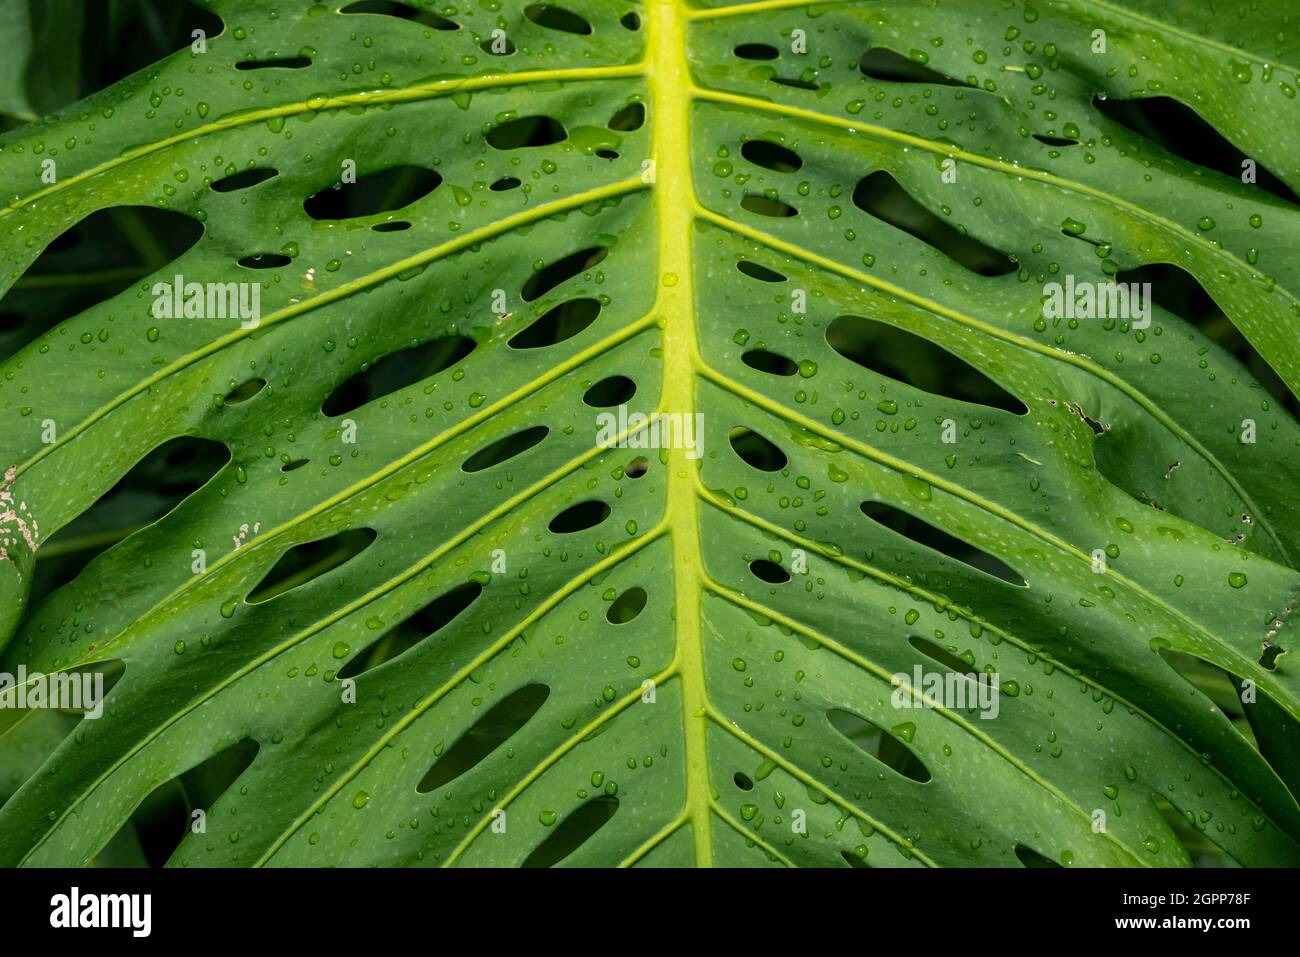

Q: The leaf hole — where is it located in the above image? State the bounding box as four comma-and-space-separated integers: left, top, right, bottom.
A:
371, 220, 411, 232
487, 115, 568, 150
1153, 646, 1253, 734
736, 259, 787, 283
340, 0, 459, 30
858, 47, 969, 87
235, 57, 312, 70
740, 193, 798, 218
508, 297, 601, 349
583, 375, 636, 407
521, 246, 609, 301
1260, 642, 1286, 671
624, 456, 649, 479
826, 708, 931, 783
733, 772, 754, 791
826, 314, 1027, 414
771, 76, 820, 91
303, 166, 441, 221
32, 437, 229, 605
322, 334, 475, 416
96, 738, 258, 868
524, 4, 592, 35
1093, 95, 1300, 208
608, 102, 645, 131
417, 684, 550, 793
749, 559, 791, 584
222, 378, 266, 405
1032, 132, 1080, 147
852, 171, 1017, 276
245, 528, 377, 604
490, 176, 522, 191
860, 500, 1027, 586
1, 207, 202, 360
522, 795, 619, 867
728, 427, 787, 472
606, 587, 647, 624
740, 138, 804, 174
734, 43, 779, 60
1114, 262, 1296, 414
480, 35, 517, 55
1013, 844, 1062, 867
237, 253, 292, 270
908, 636, 980, 678
21, 2, 224, 115
210, 168, 279, 193
339, 581, 483, 679
461, 426, 549, 473
548, 500, 612, 534
742, 349, 798, 377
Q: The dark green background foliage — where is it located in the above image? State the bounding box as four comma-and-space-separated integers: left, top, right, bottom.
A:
0, 0, 1298, 867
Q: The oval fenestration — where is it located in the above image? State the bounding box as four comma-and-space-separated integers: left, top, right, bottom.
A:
461, 426, 549, 473
6, 206, 203, 341
860, 500, 1027, 587
852, 171, 1018, 276
582, 375, 636, 407
740, 194, 798, 218
416, 684, 551, 794
735, 259, 787, 283
322, 335, 475, 417
908, 636, 981, 679
521, 796, 619, 867
741, 350, 798, 377
210, 168, 278, 192
548, 500, 612, 534
858, 47, 969, 87
608, 102, 645, 132
728, 427, 787, 472
222, 378, 266, 405
521, 246, 609, 301
749, 559, 790, 584
606, 587, 647, 624
338, 581, 484, 680
826, 709, 932, 783
740, 139, 803, 174
340, 0, 459, 30
825, 314, 1027, 415
486, 116, 567, 150
245, 528, 377, 604
508, 298, 601, 350
523, 4, 591, 35
1014, 844, 1063, 868
235, 57, 311, 70
237, 253, 291, 269
303, 166, 442, 220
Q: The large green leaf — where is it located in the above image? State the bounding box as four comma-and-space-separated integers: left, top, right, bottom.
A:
0, 0, 1298, 868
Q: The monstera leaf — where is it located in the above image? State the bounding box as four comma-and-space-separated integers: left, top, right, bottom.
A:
0, 0, 1298, 868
